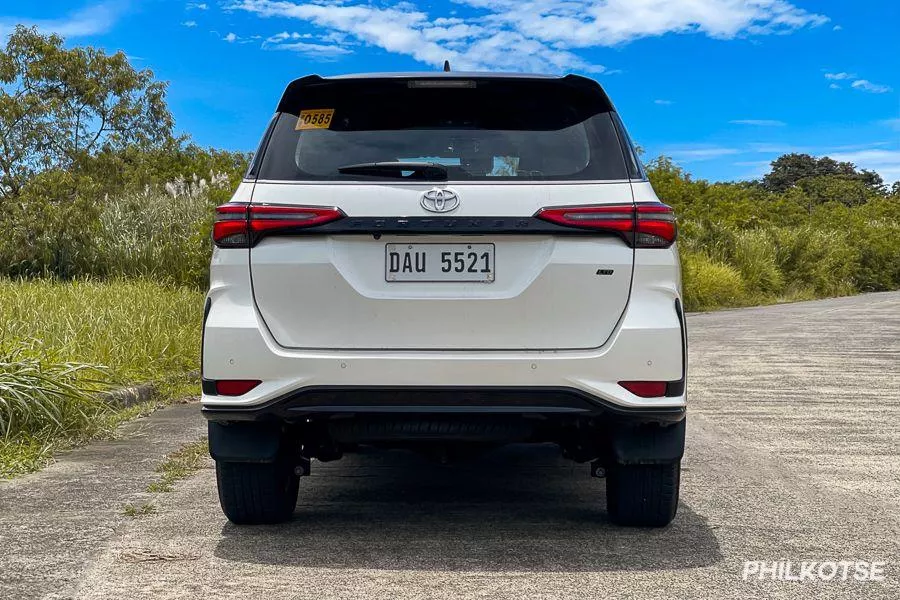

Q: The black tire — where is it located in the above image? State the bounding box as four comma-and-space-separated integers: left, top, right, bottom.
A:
215, 458, 300, 525
606, 461, 680, 527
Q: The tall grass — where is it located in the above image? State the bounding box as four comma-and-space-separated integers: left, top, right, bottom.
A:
0, 279, 204, 476
0, 279, 204, 382
0, 348, 108, 438
95, 188, 215, 289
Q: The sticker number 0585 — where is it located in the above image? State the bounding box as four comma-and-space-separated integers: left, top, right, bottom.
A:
296, 109, 334, 130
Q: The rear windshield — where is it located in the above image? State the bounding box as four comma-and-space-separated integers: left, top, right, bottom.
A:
257, 78, 628, 182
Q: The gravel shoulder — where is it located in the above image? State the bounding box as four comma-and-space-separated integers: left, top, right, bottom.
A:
2, 292, 898, 599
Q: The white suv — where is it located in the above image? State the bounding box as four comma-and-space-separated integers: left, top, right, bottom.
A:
202, 72, 686, 527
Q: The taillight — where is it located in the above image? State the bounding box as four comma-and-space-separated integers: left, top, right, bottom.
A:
534, 202, 676, 248
249, 205, 345, 233
212, 204, 345, 248
213, 204, 249, 248
215, 379, 261, 396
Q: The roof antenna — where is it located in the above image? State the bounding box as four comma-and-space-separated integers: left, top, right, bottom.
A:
443, 60, 451, 72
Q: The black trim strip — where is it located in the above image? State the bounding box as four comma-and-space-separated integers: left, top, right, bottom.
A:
201, 384, 686, 424
665, 298, 687, 397
250, 216, 630, 238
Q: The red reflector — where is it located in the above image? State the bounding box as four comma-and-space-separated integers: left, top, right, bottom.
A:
215, 380, 261, 396
618, 381, 667, 398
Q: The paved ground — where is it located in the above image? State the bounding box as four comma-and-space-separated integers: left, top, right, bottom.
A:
2, 292, 898, 599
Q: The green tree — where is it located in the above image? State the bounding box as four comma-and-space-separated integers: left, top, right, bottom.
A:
762, 153, 884, 195
0, 25, 173, 202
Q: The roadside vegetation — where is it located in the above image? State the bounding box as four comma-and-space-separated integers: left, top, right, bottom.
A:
0, 26, 898, 477
147, 438, 209, 493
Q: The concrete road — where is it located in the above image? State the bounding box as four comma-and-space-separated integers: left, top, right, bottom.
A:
2, 292, 899, 599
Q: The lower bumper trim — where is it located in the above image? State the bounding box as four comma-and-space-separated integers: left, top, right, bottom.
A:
202, 385, 685, 425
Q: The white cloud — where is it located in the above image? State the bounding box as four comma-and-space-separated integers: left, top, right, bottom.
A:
183, 20, 198, 27
655, 99, 673, 105
263, 31, 349, 56
187, 2, 209, 9
230, 0, 828, 72
824, 72, 854, 80
832, 24, 842, 31
828, 149, 900, 183
0, 1, 125, 39
223, 32, 238, 42
458, 0, 827, 47
729, 119, 786, 126
829, 83, 840, 89
851, 79, 893, 94
667, 146, 741, 161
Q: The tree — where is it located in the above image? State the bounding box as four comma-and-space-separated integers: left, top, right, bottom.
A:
0, 26, 173, 201
762, 153, 885, 195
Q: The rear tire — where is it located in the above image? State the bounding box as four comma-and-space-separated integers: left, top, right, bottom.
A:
216, 458, 300, 525
606, 461, 680, 527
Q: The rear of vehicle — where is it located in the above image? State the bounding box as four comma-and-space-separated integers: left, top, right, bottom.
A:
203, 73, 686, 527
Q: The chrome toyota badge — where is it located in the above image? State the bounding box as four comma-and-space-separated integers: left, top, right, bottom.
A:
421, 188, 460, 213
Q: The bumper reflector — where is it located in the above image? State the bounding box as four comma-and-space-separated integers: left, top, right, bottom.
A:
618, 381, 667, 398
214, 380, 262, 396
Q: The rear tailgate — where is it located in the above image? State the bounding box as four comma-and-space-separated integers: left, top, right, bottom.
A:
247, 74, 635, 351
249, 182, 634, 350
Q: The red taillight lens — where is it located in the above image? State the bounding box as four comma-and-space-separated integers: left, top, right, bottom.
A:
618, 381, 667, 398
212, 204, 345, 248
213, 204, 250, 248
215, 379, 261, 396
534, 204, 634, 232
635, 203, 677, 248
534, 203, 676, 248
249, 205, 345, 233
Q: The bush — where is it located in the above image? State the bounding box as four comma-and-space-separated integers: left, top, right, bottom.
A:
0, 347, 109, 439
770, 226, 857, 297
727, 230, 784, 297
681, 251, 747, 311
95, 187, 214, 288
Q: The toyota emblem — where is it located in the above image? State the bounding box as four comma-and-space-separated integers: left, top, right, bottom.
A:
421, 188, 460, 213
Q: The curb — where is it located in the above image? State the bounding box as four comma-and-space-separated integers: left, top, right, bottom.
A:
100, 383, 157, 408
100, 371, 200, 408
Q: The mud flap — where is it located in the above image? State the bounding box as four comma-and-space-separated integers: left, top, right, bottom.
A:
208, 421, 283, 463
609, 418, 686, 465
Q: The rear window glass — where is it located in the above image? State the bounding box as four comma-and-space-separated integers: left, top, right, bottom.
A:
257, 79, 628, 182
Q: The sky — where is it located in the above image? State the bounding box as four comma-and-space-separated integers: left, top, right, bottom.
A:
1, 0, 899, 183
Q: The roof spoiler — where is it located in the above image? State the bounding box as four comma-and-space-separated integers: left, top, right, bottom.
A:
275, 73, 614, 114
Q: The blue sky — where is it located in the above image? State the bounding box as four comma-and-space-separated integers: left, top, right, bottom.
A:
2, 0, 899, 182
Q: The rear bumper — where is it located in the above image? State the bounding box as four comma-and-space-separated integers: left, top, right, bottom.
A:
201, 385, 686, 425
201, 246, 687, 413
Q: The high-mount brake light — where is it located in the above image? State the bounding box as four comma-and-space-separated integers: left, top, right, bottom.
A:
534, 202, 677, 248
212, 204, 345, 248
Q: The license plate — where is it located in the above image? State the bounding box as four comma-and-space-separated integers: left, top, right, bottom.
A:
385, 243, 495, 283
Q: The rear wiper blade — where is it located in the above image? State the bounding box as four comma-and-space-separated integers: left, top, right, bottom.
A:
337, 161, 448, 181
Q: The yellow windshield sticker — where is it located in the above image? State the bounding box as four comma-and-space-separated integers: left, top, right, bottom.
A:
296, 109, 334, 130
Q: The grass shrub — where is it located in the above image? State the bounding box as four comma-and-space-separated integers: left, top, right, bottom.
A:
0, 279, 204, 382
0, 278, 204, 477
680, 251, 747, 311
770, 226, 856, 298
0, 348, 109, 438
727, 230, 784, 297
95, 188, 215, 289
